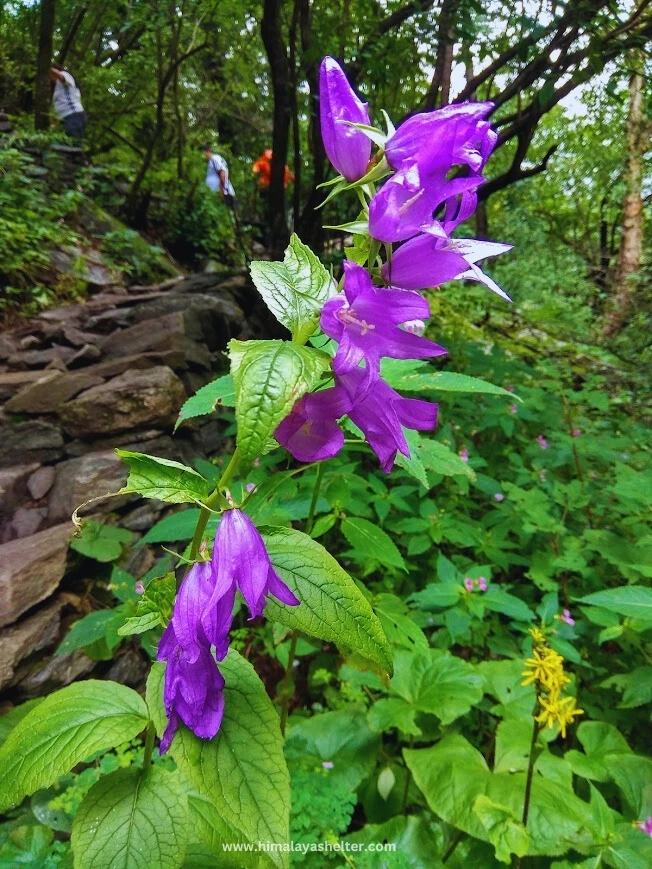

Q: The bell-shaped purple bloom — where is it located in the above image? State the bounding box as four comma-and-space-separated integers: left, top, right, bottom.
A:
382, 232, 512, 299
319, 56, 372, 182
384, 102, 496, 174
369, 162, 481, 242
157, 575, 226, 753
203, 509, 300, 627
274, 385, 351, 463
341, 369, 438, 472
321, 261, 446, 381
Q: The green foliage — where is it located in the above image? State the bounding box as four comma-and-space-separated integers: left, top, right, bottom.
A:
116, 450, 210, 504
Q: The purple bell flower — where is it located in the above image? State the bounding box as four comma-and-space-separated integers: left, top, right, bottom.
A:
320, 261, 446, 383
319, 56, 372, 182
203, 509, 300, 628
382, 232, 512, 299
274, 385, 351, 464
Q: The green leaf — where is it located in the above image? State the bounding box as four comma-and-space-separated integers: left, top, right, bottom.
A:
390, 649, 484, 726
381, 359, 518, 399
340, 516, 406, 571
56, 609, 125, 657
482, 589, 534, 622
473, 795, 529, 864
175, 375, 235, 431
139, 509, 203, 544
147, 652, 291, 869
187, 793, 266, 868
116, 450, 209, 504
228, 339, 330, 469
0, 681, 149, 810
0, 699, 44, 748
374, 593, 429, 655
396, 430, 475, 482
70, 520, 132, 562
71, 765, 188, 869
118, 572, 176, 637
408, 583, 462, 610
367, 698, 421, 737
577, 586, 652, 620
262, 526, 392, 675
249, 234, 335, 342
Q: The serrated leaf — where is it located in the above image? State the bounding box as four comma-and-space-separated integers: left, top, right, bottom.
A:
117, 450, 209, 504
147, 652, 290, 869
71, 765, 188, 869
228, 339, 330, 469
0, 681, 149, 810
262, 526, 392, 675
249, 235, 335, 342
175, 375, 235, 431
118, 573, 176, 636
340, 516, 406, 571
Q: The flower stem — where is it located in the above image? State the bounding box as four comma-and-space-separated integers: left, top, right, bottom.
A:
442, 829, 464, 863
142, 720, 156, 769
522, 716, 542, 826
279, 632, 298, 735
188, 448, 241, 563
304, 462, 325, 535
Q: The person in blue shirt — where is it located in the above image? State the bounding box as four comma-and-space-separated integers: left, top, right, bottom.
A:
201, 145, 236, 210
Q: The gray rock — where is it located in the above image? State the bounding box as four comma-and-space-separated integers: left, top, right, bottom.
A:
0, 370, 51, 401
2, 507, 47, 541
0, 420, 64, 467
99, 311, 211, 368
80, 350, 188, 381
59, 366, 186, 438
7, 345, 76, 369
121, 502, 165, 531
47, 451, 130, 522
0, 523, 73, 628
5, 371, 105, 414
0, 596, 65, 690
12, 649, 95, 698
27, 465, 56, 500
0, 463, 40, 513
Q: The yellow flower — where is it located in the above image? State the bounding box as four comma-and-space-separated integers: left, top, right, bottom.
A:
521, 647, 569, 693
535, 694, 584, 739
529, 627, 546, 645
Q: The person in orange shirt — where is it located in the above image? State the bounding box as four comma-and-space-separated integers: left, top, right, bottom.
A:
252, 149, 293, 189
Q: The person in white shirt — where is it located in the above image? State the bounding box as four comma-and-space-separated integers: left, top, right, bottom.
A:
49, 64, 86, 144
201, 145, 236, 209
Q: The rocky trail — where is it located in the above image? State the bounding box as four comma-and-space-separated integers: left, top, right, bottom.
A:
0, 269, 276, 702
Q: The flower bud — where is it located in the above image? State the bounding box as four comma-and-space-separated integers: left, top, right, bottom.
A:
319, 57, 371, 182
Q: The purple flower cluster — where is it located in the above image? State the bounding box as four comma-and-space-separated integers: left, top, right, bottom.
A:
318, 56, 511, 299
275, 59, 511, 473
157, 509, 299, 751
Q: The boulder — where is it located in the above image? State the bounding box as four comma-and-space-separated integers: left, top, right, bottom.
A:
27, 465, 56, 500
7, 344, 76, 369
0, 463, 40, 513
2, 506, 48, 541
47, 450, 131, 522
0, 596, 65, 690
59, 366, 187, 438
4, 370, 105, 414
12, 649, 95, 698
0, 523, 73, 628
0, 420, 64, 467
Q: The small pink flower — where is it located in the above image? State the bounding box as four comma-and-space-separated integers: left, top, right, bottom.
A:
253, 458, 261, 468
459, 447, 469, 462
572, 428, 581, 438
637, 817, 652, 837
560, 609, 575, 626
403, 319, 426, 336
510, 404, 518, 415
322, 760, 334, 769
477, 577, 488, 592
245, 482, 256, 493
537, 435, 549, 449
494, 493, 504, 502
135, 581, 145, 595
463, 577, 474, 592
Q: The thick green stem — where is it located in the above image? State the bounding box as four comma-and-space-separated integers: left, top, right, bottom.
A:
279, 633, 298, 735
522, 716, 541, 827
304, 462, 324, 535
442, 829, 465, 863
188, 448, 241, 563
142, 720, 156, 768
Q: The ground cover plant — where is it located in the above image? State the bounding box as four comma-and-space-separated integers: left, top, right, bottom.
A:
0, 54, 651, 869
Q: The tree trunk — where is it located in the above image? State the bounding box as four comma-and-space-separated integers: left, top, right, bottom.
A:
424, 0, 456, 109
604, 52, 647, 338
261, 0, 291, 256
34, 0, 57, 130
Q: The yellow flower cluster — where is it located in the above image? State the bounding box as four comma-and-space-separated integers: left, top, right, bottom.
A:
522, 628, 584, 739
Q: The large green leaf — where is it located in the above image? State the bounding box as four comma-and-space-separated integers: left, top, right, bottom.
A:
482, 589, 534, 622
187, 793, 269, 868
381, 359, 517, 399
578, 586, 652, 620
228, 339, 330, 468
390, 649, 484, 726
71, 765, 189, 869
340, 516, 406, 571
0, 681, 149, 810
262, 526, 392, 674
249, 234, 336, 342
175, 375, 235, 431
116, 450, 210, 504
147, 651, 290, 869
